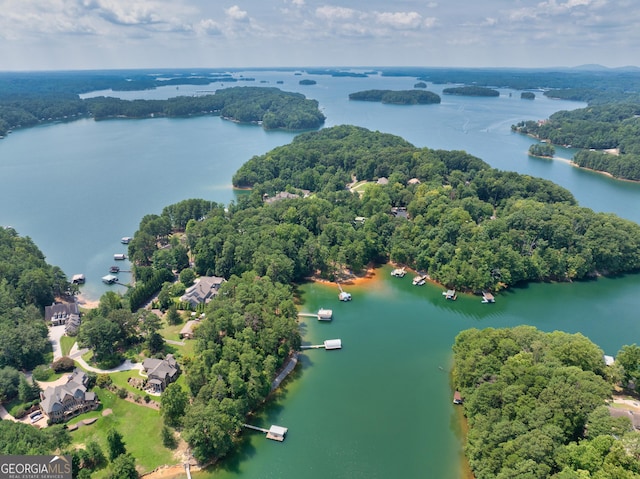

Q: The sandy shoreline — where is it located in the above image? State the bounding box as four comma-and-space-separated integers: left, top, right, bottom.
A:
76, 293, 99, 310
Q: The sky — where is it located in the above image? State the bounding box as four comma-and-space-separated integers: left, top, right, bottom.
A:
0, 0, 638, 71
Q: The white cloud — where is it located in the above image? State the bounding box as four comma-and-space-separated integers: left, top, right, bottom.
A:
225, 5, 249, 22
315, 6, 357, 21
374, 11, 423, 29
195, 18, 222, 36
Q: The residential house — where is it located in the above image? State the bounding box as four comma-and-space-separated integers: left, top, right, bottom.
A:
39, 369, 99, 423
263, 191, 299, 204
180, 276, 226, 308
45, 301, 81, 335
142, 354, 180, 393
179, 320, 199, 340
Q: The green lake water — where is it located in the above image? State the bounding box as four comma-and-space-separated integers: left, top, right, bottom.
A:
2, 70, 640, 477
188, 267, 640, 479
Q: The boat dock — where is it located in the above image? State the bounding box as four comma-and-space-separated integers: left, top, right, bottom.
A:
482, 292, 495, 303
243, 424, 288, 442
391, 267, 406, 278
298, 309, 333, 321
71, 274, 85, 284
412, 274, 427, 286
337, 283, 352, 301
443, 289, 457, 300
102, 274, 118, 285
301, 339, 342, 350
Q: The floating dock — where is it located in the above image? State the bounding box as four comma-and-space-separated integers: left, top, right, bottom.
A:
113, 253, 126, 261
337, 282, 351, 301
71, 274, 85, 284
301, 339, 342, 350
243, 424, 288, 442
297, 309, 333, 321
391, 267, 406, 278
121, 237, 133, 244
481, 292, 495, 303
102, 274, 118, 284
412, 274, 427, 286
443, 289, 457, 300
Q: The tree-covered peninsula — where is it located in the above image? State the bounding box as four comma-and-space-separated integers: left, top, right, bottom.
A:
452, 326, 640, 479
86, 87, 325, 130
348, 89, 441, 104
442, 86, 500, 97
0, 84, 324, 136
513, 102, 640, 181
231, 125, 640, 291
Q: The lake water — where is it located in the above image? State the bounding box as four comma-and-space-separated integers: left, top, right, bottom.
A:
2, 70, 640, 478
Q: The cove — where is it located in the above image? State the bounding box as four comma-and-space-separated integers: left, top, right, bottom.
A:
2, 70, 640, 478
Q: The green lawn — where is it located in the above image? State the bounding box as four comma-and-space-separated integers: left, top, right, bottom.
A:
350, 180, 371, 194
158, 322, 184, 341
68, 388, 172, 476
60, 335, 76, 357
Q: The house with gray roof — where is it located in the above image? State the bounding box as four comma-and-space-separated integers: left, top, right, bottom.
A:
180, 276, 226, 308
142, 354, 180, 393
45, 301, 80, 332
39, 369, 98, 423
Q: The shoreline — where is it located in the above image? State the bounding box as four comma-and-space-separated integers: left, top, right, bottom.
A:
76, 293, 99, 310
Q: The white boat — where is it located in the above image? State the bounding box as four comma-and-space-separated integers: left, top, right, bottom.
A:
121, 237, 133, 244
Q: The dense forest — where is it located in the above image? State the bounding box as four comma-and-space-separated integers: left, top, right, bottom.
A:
378, 66, 640, 104
87, 87, 325, 130
442, 86, 500, 97
452, 326, 640, 479
348, 89, 441, 104
528, 143, 555, 158
0, 227, 73, 373
229, 125, 640, 291
180, 272, 300, 461
0, 80, 324, 136
512, 103, 640, 180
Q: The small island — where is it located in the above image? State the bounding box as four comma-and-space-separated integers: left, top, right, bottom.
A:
528, 142, 555, 158
299, 79, 317, 85
348, 89, 441, 105
521, 91, 536, 99
442, 86, 500, 97
414, 82, 427, 89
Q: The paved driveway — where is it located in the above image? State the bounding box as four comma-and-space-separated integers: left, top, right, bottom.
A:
49, 324, 66, 361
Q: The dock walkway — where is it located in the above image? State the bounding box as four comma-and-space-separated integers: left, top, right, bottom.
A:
243, 424, 269, 434
271, 352, 298, 391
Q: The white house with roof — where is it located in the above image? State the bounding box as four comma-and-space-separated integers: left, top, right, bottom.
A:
180, 276, 226, 308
